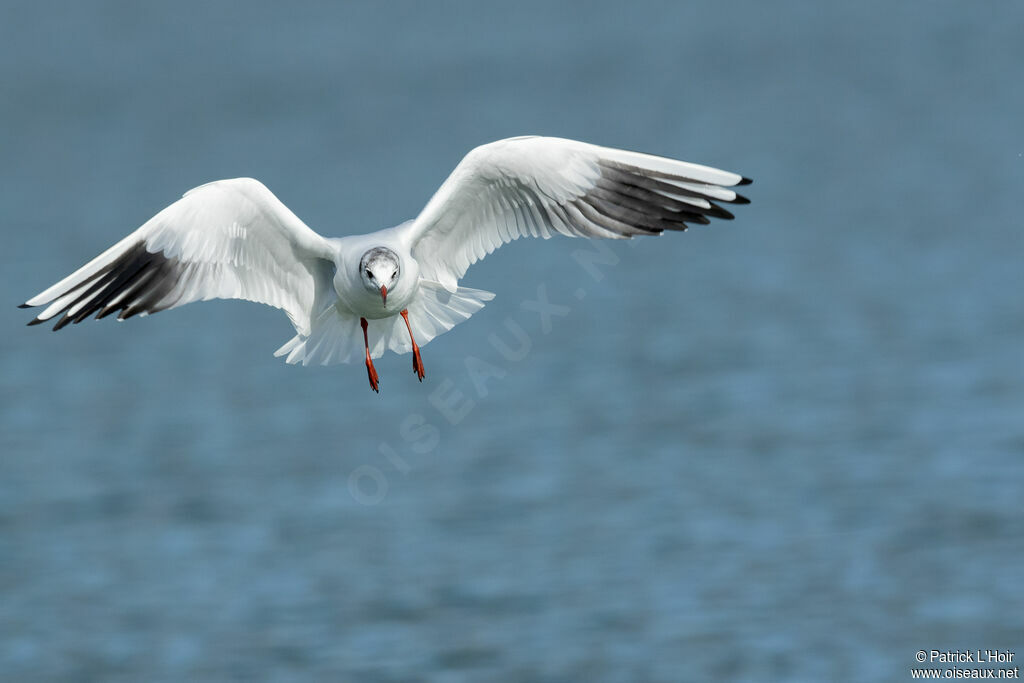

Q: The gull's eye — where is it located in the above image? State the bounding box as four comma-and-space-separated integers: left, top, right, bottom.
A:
391, 270, 397, 279
365, 269, 373, 279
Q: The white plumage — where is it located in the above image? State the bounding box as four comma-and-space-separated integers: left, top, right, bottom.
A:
22, 136, 750, 391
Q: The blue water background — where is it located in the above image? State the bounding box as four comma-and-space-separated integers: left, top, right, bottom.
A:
1, 1, 1022, 680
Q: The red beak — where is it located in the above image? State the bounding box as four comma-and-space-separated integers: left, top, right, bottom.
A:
380, 285, 387, 306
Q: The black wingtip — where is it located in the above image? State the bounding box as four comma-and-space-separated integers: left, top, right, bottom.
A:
732, 194, 751, 205
26, 317, 45, 326
18, 303, 32, 309
737, 177, 753, 186
706, 204, 735, 220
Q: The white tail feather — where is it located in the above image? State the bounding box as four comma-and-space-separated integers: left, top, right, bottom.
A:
273, 281, 495, 366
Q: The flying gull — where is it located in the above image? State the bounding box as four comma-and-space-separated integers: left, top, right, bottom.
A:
21, 136, 751, 392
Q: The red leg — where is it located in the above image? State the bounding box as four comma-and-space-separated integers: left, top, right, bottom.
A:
360, 317, 379, 393
400, 309, 425, 381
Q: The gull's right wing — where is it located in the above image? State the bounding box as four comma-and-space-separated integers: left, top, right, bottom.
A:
21, 178, 339, 336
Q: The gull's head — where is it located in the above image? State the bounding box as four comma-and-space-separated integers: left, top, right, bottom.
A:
359, 247, 400, 306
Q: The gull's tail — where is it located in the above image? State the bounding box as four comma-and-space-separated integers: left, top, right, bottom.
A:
273, 281, 494, 366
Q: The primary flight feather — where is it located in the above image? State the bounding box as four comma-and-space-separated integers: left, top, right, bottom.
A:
21, 136, 751, 392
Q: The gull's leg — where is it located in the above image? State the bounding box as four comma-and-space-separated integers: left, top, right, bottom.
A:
360, 317, 380, 393
400, 309, 425, 381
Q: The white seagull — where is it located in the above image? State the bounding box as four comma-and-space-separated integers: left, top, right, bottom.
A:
21, 136, 750, 392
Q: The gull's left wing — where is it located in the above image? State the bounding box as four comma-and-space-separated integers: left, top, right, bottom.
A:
401, 136, 751, 291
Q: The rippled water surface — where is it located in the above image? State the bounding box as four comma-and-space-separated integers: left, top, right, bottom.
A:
2, 2, 1022, 680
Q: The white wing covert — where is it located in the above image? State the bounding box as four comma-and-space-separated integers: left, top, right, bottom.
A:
21, 178, 338, 335
403, 136, 751, 291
